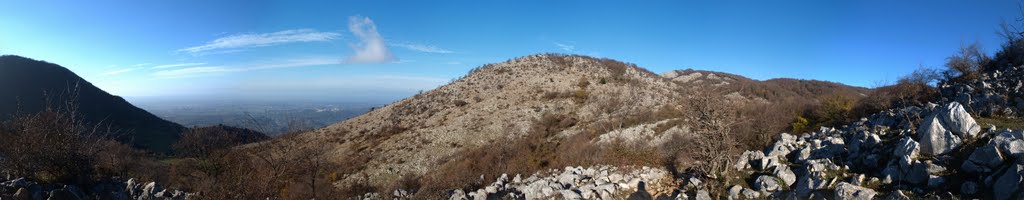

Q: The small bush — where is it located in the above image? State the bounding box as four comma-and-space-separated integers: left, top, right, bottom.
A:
791, 116, 811, 134
573, 89, 589, 104
453, 100, 469, 107
851, 66, 940, 118
944, 43, 991, 82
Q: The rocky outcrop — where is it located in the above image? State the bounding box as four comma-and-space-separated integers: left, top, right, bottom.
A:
918, 102, 982, 156
941, 65, 1024, 117
0, 177, 193, 200
726, 101, 1024, 199
444, 166, 672, 200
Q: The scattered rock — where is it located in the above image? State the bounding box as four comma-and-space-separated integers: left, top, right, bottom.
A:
740, 188, 760, 199
694, 190, 711, 200
0, 177, 191, 200
727, 185, 743, 200
834, 182, 876, 200
882, 190, 910, 200
773, 165, 796, 187
963, 143, 1005, 173
753, 175, 780, 192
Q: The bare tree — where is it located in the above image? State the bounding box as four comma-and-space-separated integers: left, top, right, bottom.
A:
684, 91, 737, 175
0, 82, 121, 182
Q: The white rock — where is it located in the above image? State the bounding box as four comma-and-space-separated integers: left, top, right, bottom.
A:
939, 102, 981, 139
695, 190, 712, 200
484, 186, 498, 194
449, 189, 467, 200
834, 182, 876, 200
753, 175, 781, 192
727, 185, 743, 200
893, 137, 920, 161
918, 114, 962, 156
774, 165, 797, 187
741, 188, 760, 199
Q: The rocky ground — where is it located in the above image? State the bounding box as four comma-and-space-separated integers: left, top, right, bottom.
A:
730, 101, 1024, 200
943, 65, 1024, 117
362, 101, 1019, 200
725, 101, 1010, 199
0, 176, 193, 200
352, 166, 681, 200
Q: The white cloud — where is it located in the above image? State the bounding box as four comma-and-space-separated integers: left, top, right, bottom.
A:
246, 57, 340, 70
178, 29, 340, 54
392, 59, 415, 64
554, 42, 576, 52
344, 16, 396, 64
152, 58, 340, 78
390, 42, 454, 54
153, 66, 230, 78
102, 67, 139, 76
132, 63, 151, 67
152, 62, 207, 69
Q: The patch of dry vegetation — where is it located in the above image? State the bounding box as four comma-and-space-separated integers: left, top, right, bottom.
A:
0, 90, 146, 184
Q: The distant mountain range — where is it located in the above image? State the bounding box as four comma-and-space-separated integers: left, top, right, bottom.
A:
137, 101, 370, 136
0, 55, 184, 152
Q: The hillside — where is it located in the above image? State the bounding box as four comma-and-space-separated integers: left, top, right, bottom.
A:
0, 55, 184, 152
662, 69, 871, 103
303, 54, 681, 186
300, 54, 874, 193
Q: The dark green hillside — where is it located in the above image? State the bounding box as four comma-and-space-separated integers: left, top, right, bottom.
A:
0, 55, 184, 152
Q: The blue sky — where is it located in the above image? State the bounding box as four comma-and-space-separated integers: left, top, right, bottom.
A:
0, 1, 1020, 102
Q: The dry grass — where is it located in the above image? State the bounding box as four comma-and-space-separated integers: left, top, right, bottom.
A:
976, 117, 1024, 130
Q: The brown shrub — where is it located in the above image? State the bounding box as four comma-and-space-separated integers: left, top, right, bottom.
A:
164, 131, 341, 200
172, 125, 268, 158
944, 42, 991, 82
0, 91, 123, 183
453, 100, 469, 107
851, 66, 940, 118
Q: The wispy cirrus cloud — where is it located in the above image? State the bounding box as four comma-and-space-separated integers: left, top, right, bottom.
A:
152, 62, 207, 69
553, 41, 601, 56
152, 58, 341, 78
390, 42, 454, 54
178, 29, 340, 54
102, 67, 140, 76
344, 16, 395, 64
153, 66, 229, 78
554, 42, 576, 53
